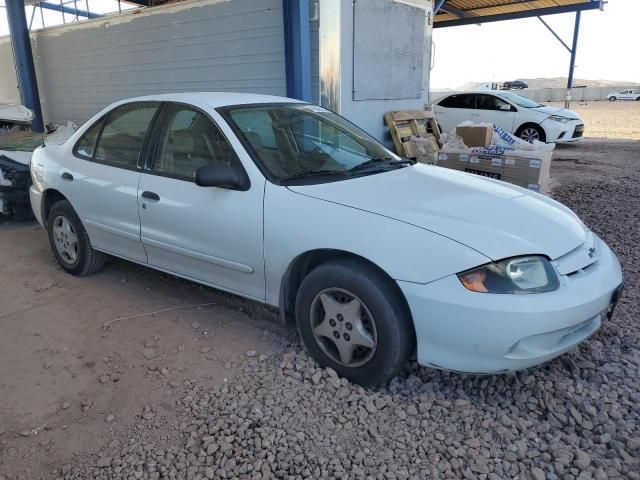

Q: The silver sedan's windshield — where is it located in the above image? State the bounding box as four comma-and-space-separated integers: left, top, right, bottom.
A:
221, 103, 403, 181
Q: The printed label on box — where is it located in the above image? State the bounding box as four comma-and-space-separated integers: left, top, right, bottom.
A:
465, 168, 501, 180
529, 159, 541, 169
438, 153, 448, 161
491, 158, 502, 167
459, 154, 469, 162
527, 183, 540, 191
505, 157, 515, 166
470, 155, 480, 164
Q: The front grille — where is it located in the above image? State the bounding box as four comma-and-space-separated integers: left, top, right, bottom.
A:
573, 124, 585, 138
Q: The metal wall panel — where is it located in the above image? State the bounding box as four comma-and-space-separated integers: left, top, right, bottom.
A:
1, 0, 286, 125
353, 0, 425, 101
0, 38, 19, 104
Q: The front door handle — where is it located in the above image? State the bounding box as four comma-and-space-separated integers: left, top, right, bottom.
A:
61, 172, 73, 181
141, 191, 160, 201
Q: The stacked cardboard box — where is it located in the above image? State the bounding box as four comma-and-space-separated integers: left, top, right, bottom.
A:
437, 147, 552, 194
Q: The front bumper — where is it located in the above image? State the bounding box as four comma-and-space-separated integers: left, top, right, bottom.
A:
542, 118, 585, 143
399, 236, 623, 373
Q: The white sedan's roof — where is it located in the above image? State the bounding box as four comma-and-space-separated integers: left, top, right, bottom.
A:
122, 92, 304, 109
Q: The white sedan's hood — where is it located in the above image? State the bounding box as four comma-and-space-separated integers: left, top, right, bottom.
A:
289, 165, 588, 260
531, 105, 580, 119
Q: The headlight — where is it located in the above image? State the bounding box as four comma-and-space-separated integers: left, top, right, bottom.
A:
548, 115, 572, 123
457, 256, 560, 294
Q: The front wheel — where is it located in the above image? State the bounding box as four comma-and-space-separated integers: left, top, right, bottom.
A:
609, 96, 617, 102
47, 200, 105, 276
516, 124, 546, 143
295, 260, 414, 386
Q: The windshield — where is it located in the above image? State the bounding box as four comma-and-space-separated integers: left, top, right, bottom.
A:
497, 91, 542, 108
220, 103, 402, 181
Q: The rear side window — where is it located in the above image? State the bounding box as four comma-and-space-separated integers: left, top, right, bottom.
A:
74, 119, 104, 158
438, 94, 475, 109
93, 103, 159, 168
74, 102, 158, 169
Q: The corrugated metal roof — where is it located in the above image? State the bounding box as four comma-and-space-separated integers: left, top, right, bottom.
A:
435, 0, 603, 27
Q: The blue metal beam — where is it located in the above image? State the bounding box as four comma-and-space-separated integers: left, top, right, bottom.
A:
565, 10, 581, 108
434, 1, 603, 28
282, 0, 311, 102
433, 0, 446, 14
5, 0, 44, 132
38, 1, 101, 19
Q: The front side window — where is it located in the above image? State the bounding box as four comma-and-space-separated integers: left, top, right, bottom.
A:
476, 94, 511, 111
438, 94, 475, 109
151, 105, 234, 179
221, 104, 402, 181
92, 102, 159, 168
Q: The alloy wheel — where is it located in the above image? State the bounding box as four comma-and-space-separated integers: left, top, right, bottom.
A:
520, 127, 540, 143
309, 288, 377, 367
52, 215, 79, 265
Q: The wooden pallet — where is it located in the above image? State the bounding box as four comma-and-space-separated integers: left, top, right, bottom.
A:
384, 110, 442, 159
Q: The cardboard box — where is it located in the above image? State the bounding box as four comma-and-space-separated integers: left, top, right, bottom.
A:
436, 148, 552, 194
455, 125, 493, 148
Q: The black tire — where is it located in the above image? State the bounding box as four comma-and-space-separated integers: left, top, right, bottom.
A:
295, 259, 414, 386
636, 97, 640, 101
47, 200, 105, 276
516, 124, 546, 143
609, 96, 616, 102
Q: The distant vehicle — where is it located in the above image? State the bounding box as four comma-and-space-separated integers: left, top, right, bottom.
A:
477, 82, 499, 91
433, 91, 584, 143
502, 80, 528, 90
607, 89, 640, 101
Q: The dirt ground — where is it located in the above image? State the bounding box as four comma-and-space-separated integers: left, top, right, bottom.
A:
548, 101, 640, 140
1, 136, 639, 479
0, 221, 289, 479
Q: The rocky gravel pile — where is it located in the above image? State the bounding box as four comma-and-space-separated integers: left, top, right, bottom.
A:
54, 156, 639, 480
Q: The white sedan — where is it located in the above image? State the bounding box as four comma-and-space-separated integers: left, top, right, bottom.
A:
433, 91, 585, 143
29, 93, 623, 385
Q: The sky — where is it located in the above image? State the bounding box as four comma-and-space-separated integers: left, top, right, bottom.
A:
0, 0, 136, 34
431, 0, 640, 89
1, 0, 639, 89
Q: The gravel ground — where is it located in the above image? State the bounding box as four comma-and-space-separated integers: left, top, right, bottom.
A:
1, 139, 639, 480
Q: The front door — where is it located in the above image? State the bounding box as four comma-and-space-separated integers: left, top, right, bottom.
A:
61, 101, 160, 263
138, 103, 265, 300
474, 94, 516, 132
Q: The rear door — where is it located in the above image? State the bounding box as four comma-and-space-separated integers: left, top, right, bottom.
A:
61, 101, 160, 263
433, 93, 476, 133
137, 102, 265, 300
474, 94, 516, 132
620, 90, 632, 100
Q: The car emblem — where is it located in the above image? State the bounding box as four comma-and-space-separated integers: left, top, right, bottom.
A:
588, 247, 596, 258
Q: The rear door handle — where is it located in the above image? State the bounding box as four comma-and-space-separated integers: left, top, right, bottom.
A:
141, 191, 160, 201
61, 172, 73, 181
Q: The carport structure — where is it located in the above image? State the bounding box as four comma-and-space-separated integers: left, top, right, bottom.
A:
433, 1, 606, 107
3, 0, 605, 133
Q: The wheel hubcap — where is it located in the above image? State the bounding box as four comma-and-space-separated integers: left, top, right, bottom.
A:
52, 215, 79, 265
309, 288, 377, 367
521, 128, 540, 143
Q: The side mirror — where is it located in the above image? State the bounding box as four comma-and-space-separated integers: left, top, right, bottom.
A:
195, 164, 250, 191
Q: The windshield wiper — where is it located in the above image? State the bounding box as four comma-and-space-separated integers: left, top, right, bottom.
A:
349, 157, 414, 173
280, 169, 346, 181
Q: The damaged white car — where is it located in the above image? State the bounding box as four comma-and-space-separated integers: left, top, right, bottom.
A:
30, 93, 623, 385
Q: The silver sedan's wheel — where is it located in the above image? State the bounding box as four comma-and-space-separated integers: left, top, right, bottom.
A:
52, 215, 79, 265
309, 288, 377, 367
520, 127, 540, 143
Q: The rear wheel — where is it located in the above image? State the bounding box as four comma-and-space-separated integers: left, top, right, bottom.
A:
609, 96, 617, 102
295, 260, 414, 386
47, 200, 105, 276
516, 124, 546, 143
